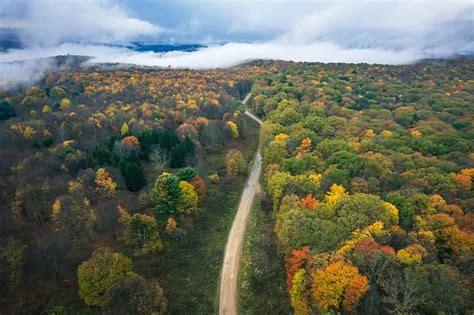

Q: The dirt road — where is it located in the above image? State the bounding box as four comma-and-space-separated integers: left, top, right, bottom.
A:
219, 93, 262, 315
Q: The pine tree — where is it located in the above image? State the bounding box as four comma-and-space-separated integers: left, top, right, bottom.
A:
122, 162, 146, 192
151, 173, 181, 215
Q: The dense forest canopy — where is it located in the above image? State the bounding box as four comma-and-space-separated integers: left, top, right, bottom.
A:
251, 58, 473, 314
0, 62, 270, 313
0, 57, 473, 314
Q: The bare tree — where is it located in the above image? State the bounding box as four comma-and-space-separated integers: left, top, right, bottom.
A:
379, 267, 428, 314
149, 146, 167, 174
114, 141, 133, 160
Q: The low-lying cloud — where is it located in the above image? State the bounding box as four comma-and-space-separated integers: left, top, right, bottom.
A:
89, 42, 422, 67
0, 0, 472, 89
0, 42, 422, 89
0, 58, 56, 90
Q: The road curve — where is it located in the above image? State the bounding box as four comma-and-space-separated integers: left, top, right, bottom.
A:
219, 93, 262, 315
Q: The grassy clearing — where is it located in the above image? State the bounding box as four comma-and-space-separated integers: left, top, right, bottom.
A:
134, 115, 260, 314
238, 194, 291, 314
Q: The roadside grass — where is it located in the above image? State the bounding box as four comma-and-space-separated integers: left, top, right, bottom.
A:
134, 115, 260, 314
238, 194, 291, 314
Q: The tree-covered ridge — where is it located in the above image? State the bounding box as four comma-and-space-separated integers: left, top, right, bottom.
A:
0, 63, 271, 313
253, 58, 473, 314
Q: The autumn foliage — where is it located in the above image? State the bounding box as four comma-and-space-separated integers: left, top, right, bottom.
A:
285, 246, 310, 294
190, 175, 206, 203
77, 248, 132, 306
299, 194, 319, 210
95, 168, 117, 198
227, 159, 238, 176
257, 59, 473, 314
311, 260, 369, 313
1, 55, 473, 314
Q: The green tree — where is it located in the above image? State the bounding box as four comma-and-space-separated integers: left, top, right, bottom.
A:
119, 209, 163, 256
280, 154, 323, 175
386, 192, 416, 230
151, 173, 181, 215
326, 150, 364, 177
169, 137, 195, 168
276, 108, 303, 126
21, 96, 38, 108
316, 139, 353, 159
275, 196, 340, 253
393, 107, 416, 127
0, 100, 15, 120
77, 248, 132, 306
334, 193, 392, 233
302, 115, 325, 133
264, 140, 288, 166
322, 166, 350, 190
176, 167, 197, 182
121, 162, 146, 192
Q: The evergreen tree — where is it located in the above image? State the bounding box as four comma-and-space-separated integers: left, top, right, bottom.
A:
121, 162, 147, 192
0, 101, 15, 120
169, 137, 195, 168
150, 173, 181, 215
159, 129, 179, 151
176, 167, 197, 182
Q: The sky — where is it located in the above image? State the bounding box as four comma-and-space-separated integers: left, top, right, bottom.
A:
0, 0, 473, 87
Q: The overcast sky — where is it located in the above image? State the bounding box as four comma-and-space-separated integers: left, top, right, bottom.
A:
2, 0, 472, 48
0, 0, 472, 86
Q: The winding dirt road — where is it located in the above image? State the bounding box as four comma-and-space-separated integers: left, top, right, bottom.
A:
219, 93, 262, 315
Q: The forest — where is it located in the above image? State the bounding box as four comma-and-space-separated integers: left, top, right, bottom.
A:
249, 58, 473, 314
0, 61, 270, 313
0, 57, 473, 314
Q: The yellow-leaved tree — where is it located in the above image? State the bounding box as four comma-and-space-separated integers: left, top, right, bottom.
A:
324, 184, 347, 207
118, 206, 163, 256
290, 269, 310, 315
177, 181, 199, 214
311, 260, 369, 313
95, 168, 117, 198
165, 217, 177, 234
120, 122, 129, 136
226, 121, 239, 139
227, 159, 238, 176
78, 248, 132, 306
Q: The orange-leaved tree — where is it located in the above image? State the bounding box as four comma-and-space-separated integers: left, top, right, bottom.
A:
299, 194, 319, 210
311, 260, 369, 313
286, 246, 310, 294
190, 175, 206, 203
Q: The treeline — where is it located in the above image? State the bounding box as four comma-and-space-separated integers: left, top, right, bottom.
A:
252, 58, 473, 314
